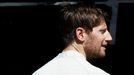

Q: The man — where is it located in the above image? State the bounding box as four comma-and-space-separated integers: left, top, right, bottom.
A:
32, 3, 112, 75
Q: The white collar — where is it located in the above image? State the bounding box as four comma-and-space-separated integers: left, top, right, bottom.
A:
59, 50, 86, 60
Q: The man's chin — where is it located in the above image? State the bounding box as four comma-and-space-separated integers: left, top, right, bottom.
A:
87, 53, 105, 60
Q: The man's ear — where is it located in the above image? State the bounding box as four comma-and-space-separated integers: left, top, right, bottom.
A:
75, 27, 86, 41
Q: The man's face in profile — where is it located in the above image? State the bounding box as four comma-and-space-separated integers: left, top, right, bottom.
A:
84, 19, 112, 59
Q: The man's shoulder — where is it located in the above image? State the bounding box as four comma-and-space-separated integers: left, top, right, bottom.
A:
32, 57, 87, 75
43, 56, 82, 69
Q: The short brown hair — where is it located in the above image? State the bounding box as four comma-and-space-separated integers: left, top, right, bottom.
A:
60, 3, 108, 47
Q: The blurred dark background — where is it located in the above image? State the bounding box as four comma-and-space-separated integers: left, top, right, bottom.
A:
2, 0, 133, 75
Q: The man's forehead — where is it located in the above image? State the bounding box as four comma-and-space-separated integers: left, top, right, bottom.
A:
93, 21, 107, 30
99, 19, 107, 28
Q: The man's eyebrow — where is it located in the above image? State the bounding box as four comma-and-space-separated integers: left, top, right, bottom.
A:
103, 24, 107, 29
100, 26, 107, 30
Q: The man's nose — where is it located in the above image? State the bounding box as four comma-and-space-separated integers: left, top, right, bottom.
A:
105, 31, 112, 43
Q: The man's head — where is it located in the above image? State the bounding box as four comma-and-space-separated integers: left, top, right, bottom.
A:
60, 3, 112, 59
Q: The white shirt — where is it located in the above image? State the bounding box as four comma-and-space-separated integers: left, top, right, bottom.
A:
32, 50, 110, 75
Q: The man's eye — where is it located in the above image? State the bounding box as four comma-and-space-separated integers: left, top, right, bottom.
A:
100, 30, 106, 34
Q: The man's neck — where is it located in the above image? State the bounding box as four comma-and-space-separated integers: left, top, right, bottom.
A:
63, 42, 86, 58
